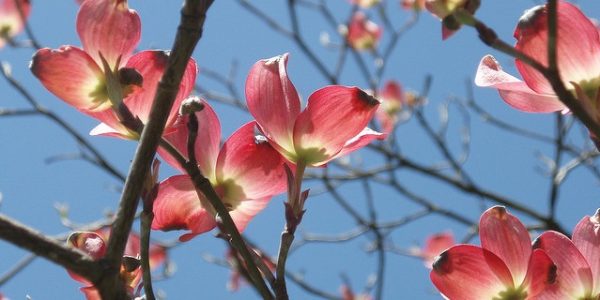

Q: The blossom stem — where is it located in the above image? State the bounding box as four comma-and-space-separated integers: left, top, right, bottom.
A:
291, 160, 307, 217
275, 160, 307, 300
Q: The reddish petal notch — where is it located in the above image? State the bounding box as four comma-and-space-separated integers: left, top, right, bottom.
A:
77, 0, 141, 68
246, 53, 301, 156
430, 245, 513, 300
31, 47, 107, 111
480, 206, 531, 284
534, 231, 594, 298
293, 86, 380, 166
475, 55, 565, 113
521, 249, 557, 298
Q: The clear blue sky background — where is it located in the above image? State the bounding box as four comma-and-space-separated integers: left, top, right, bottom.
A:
1, 0, 600, 299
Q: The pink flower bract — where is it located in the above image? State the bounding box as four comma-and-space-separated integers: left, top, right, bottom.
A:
475, 1, 600, 116
430, 206, 557, 300
347, 12, 382, 51
246, 53, 385, 167
533, 209, 600, 299
30, 0, 197, 139
152, 100, 289, 241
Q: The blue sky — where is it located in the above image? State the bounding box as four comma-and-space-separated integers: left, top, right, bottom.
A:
1, 0, 600, 299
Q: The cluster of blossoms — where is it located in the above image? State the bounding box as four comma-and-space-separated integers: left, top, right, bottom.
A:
26, 0, 384, 297
15, 0, 600, 297
430, 206, 600, 300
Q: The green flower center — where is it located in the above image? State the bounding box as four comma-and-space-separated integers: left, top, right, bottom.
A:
0, 25, 12, 39
493, 286, 527, 300
215, 179, 246, 212
577, 77, 600, 102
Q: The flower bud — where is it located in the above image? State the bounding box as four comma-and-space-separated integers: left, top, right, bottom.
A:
179, 96, 206, 115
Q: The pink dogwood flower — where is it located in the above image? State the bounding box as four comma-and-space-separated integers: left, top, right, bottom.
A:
430, 206, 557, 300
533, 209, 600, 299
66, 228, 167, 300
30, 0, 197, 139
475, 1, 600, 116
376, 81, 404, 133
152, 99, 288, 241
0, 0, 30, 49
346, 12, 382, 51
246, 53, 385, 168
375, 81, 421, 133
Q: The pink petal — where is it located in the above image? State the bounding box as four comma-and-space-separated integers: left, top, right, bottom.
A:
421, 232, 455, 268
88, 109, 136, 138
475, 55, 565, 113
246, 53, 301, 157
293, 86, 380, 166
216, 122, 287, 200
151, 175, 217, 242
76, 0, 141, 68
328, 127, 386, 165
572, 209, 600, 295
479, 206, 532, 285
158, 98, 221, 178
514, 1, 600, 94
30, 46, 108, 111
123, 51, 198, 128
228, 197, 270, 233
533, 231, 594, 298
521, 249, 558, 299
430, 245, 514, 300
